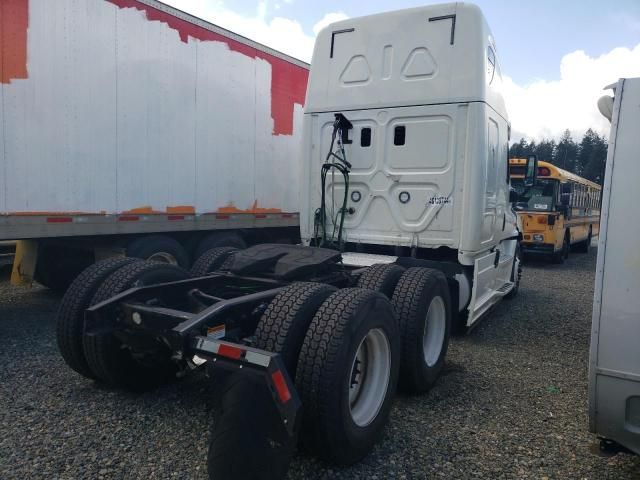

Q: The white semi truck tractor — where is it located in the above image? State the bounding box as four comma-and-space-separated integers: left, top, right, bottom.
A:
56, 3, 531, 478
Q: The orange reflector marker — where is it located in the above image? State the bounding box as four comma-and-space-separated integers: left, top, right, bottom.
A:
217, 343, 243, 360
271, 370, 291, 403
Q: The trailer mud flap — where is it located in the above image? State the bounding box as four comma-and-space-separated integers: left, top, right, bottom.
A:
192, 337, 301, 436
193, 338, 301, 480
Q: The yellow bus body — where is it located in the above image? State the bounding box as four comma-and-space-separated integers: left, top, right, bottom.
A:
509, 159, 601, 261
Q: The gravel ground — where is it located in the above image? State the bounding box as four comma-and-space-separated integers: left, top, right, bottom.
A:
1, 249, 639, 479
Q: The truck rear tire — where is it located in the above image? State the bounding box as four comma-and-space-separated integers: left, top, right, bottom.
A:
126, 235, 189, 268
356, 263, 405, 298
56, 257, 139, 379
392, 267, 451, 393
254, 282, 337, 377
194, 232, 247, 261
190, 247, 238, 277
296, 288, 400, 465
83, 261, 189, 391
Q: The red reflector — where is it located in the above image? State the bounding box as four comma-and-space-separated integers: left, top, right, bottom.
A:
168, 215, 184, 221
536, 216, 547, 224
118, 215, 139, 222
255, 214, 267, 219
271, 370, 291, 403
218, 344, 243, 360
216, 214, 230, 220
538, 167, 551, 176
46, 217, 72, 223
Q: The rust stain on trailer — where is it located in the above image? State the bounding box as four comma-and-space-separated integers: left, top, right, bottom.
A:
166, 205, 195, 214
1, 0, 29, 84
106, 0, 308, 136
216, 200, 282, 214
7, 211, 106, 216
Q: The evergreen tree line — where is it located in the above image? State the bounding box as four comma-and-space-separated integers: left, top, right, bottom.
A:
509, 129, 608, 184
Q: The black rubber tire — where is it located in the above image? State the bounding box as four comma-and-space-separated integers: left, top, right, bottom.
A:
83, 261, 189, 391
254, 282, 337, 377
356, 263, 405, 298
190, 247, 238, 277
392, 267, 451, 393
552, 233, 569, 264
574, 227, 592, 253
505, 244, 522, 300
208, 373, 295, 480
56, 257, 139, 379
126, 235, 189, 268
194, 232, 247, 262
296, 288, 400, 465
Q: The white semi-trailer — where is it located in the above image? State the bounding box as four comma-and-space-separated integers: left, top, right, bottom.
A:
590, 77, 640, 456
56, 3, 529, 479
0, 0, 308, 290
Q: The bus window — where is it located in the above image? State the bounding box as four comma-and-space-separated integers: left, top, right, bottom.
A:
511, 178, 557, 212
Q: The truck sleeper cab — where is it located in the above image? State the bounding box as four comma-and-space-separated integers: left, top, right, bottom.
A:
301, 2, 520, 327
509, 159, 601, 263
55, 4, 523, 479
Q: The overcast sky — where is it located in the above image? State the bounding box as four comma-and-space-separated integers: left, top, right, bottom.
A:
163, 0, 640, 141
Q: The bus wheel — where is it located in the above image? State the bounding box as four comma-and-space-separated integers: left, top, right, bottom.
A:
575, 227, 592, 253
552, 233, 570, 264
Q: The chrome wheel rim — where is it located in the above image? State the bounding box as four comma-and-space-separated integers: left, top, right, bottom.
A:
348, 328, 391, 427
147, 252, 178, 265
423, 296, 446, 367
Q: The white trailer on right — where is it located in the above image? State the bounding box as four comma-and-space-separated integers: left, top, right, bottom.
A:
589, 77, 640, 455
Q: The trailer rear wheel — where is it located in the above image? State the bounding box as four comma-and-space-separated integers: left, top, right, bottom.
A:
254, 282, 337, 376
190, 247, 238, 277
194, 232, 247, 261
126, 235, 189, 268
392, 267, 451, 393
83, 261, 189, 391
296, 288, 400, 465
56, 257, 139, 379
356, 263, 405, 298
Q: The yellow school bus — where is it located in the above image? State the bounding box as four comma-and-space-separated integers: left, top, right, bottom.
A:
509, 159, 601, 263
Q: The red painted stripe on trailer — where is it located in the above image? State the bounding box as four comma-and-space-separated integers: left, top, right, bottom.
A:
281, 213, 294, 218
1, 0, 29, 84
271, 370, 292, 404
255, 214, 267, 219
106, 0, 308, 135
168, 215, 184, 221
118, 215, 140, 222
46, 217, 73, 223
216, 214, 230, 220
217, 344, 243, 360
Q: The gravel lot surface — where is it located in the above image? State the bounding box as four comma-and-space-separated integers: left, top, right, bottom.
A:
1, 249, 639, 479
